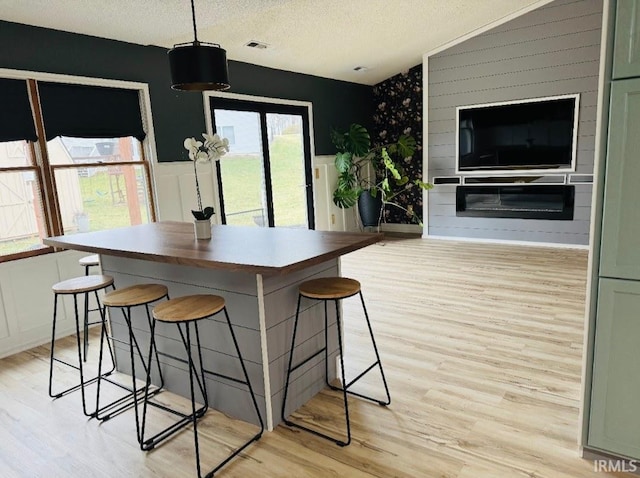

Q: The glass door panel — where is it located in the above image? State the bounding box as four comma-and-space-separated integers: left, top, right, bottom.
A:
210, 97, 314, 229
266, 113, 308, 228
214, 109, 268, 226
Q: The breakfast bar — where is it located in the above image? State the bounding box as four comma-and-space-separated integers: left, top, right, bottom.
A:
44, 221, 381, 430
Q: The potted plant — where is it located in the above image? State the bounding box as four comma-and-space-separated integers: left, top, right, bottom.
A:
183, 133, 229, 239
331, 123, 432, 227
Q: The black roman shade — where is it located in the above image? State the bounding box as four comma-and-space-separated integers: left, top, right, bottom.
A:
0, 78, 37, 142
38, 82, 146, 141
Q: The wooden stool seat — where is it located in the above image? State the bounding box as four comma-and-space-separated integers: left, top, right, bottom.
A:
78, 254, 100, 267
103, 284, 168, 308
52, 275, 114, 294
153, 294, 225, 323
299, 277, 361, 300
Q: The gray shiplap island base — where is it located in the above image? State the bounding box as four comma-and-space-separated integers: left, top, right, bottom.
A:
44, 222, 381, 430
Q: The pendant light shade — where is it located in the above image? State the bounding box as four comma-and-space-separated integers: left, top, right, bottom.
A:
169, 0, 230, 91
169, 43, 230, 91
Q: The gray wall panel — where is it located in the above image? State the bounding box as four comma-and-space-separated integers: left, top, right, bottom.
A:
489, 0, 602, 33
427, 0, 602, 245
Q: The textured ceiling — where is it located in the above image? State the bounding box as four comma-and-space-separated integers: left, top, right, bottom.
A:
1, 0, 551, 85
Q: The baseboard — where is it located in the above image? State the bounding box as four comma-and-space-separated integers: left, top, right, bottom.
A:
379, 223, 423, 234
423, 233, 590, 250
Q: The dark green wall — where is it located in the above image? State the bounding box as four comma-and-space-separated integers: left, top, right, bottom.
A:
0, 20, 373, 161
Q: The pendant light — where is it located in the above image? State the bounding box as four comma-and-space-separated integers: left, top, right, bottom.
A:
168, 0, 230, 91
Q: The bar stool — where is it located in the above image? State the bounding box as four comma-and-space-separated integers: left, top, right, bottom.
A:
78, 254, 101, 359
141, 294, 263, 478
95, 283, 169, 437
281, 277, 391, 447
48, 274, 116, 417
79, 254, 100, 276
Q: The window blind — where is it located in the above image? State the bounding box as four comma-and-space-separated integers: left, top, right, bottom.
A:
0, 78, 37, 142
38, 82, 146, 141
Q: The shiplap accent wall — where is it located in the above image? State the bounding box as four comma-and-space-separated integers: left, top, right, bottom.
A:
427, 0, 603, 245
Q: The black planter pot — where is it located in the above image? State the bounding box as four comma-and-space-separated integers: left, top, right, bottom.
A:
358, 190, 383, 227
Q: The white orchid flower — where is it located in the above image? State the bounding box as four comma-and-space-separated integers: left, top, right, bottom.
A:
184, 137, 202, 153
203, 133, 229, 160
194, 150, 210, 163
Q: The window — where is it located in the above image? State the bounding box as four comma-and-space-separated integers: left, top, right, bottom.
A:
0, 76, 156, 262
220, 126, 236, 145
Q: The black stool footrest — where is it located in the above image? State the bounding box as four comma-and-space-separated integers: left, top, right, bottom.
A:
290, 347, 326, 373
205, 430, 263, 477
327, 360, 390, 406
141, 403, 208, 451
284, 419, 348, 447
50, 368, 115, 400
96, 385, 163, 421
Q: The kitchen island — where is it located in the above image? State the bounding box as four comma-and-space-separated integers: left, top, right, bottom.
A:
44, 222, 381, 430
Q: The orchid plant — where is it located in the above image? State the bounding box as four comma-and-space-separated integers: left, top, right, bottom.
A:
184, 133, 229, 220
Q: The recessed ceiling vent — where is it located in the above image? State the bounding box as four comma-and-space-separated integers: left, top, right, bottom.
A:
353, 66, 368, 72
245, 40, 268, 49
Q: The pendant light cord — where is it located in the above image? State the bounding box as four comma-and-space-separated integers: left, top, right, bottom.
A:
190, 0, 199, 43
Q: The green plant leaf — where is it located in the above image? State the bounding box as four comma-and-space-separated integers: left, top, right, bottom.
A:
191, 206, 214, 220
396, 175, 409, 186
330, 128, 346, 151
382, 149, 402, 180
337, 171, 356, 190
334, 152, 353, 173
381, 177, 390, 193
414, 179, 434, 190
333, 188, 359, 209
344, 124, 370, 156
369, 188, 378, 198
397, 134, 417, 157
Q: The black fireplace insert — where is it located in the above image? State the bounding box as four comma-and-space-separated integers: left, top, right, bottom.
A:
456, 185, 574, 220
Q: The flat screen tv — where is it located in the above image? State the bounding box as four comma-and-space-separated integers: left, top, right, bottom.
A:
456, 94, 579, 173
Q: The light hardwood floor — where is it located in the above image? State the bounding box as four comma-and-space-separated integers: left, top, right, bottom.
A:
0, 238, 624, 477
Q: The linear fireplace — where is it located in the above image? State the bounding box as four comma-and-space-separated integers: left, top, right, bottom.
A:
456, 185, 574, 220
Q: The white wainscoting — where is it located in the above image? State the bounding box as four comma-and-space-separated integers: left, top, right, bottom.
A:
0, 249, 99, 358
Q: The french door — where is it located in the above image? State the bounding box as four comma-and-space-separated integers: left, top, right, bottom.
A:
209, 97, 314, 229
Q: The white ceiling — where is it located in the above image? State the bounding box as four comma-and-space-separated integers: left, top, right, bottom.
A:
1, 0, 550, 85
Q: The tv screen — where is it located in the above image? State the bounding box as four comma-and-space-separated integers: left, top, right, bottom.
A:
457, 95, 578, 172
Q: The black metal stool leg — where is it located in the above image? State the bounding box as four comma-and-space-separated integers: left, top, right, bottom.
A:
281, 295, 349, 446
49, 292, 91, 414
324, 300, 330, 387
140, 322, 208, 452
359, 291, 391, 406
96, 294, 168, 423
333, 299, 351, 447
184, 323, 204, 478
48, 293, 60, 398
83, 291, 89, 361
72, 293, 93, 417
204, 308, 264, 475
327, 292, 391, 407
48, 278, 117, 418
223, 309, 263, 430
281, 294, 302, 424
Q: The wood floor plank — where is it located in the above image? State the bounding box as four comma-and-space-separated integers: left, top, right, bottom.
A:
0, 237, 627, 477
